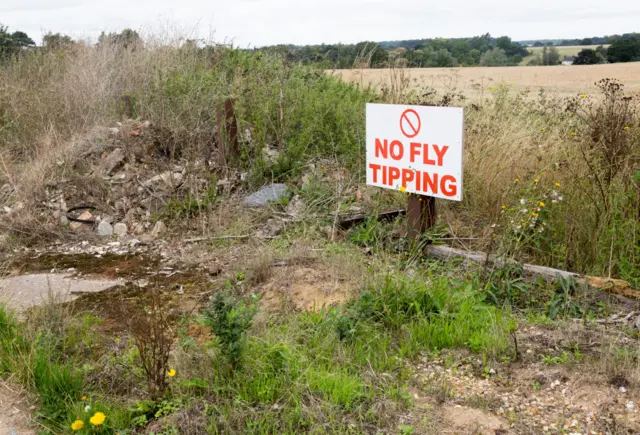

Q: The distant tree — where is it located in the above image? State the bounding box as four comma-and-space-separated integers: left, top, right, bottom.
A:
607, 37, 640, 63
480, 48, 508, 66
542, 45, 561, 65
98, 29, 142, 50
527, 55, 542, 66
580, 38, 593, 45
42, 32, 74, 50
468, 49, 482, 64
352, 41, 387, 67
573, 48, 604, 65
533, 41, 545, 47
0, 24, 35, 58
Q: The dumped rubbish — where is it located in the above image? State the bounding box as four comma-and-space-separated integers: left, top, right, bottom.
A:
243, 184, 290, 207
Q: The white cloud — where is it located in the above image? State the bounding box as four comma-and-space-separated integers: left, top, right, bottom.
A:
1, 0, 638, 46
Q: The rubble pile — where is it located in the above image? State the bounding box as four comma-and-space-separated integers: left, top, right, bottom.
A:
2, 119, 225, 242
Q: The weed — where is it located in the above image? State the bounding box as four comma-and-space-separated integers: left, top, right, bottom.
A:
547, 276, 584, 320
121, 290, 175, 399
203, 291, 259, 370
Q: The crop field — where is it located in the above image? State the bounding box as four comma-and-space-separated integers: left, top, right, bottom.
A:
332, 62, 640, 97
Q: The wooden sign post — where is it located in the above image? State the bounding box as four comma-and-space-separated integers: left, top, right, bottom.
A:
407, 194, 436, 241
365, 104, 463, 243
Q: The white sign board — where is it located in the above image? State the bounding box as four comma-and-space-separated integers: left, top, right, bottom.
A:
366, 104, 464, 201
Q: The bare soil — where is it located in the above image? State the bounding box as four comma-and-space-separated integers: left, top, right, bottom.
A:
0, 381, 35, 435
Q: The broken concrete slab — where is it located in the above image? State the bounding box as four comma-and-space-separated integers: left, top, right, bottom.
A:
113, 223, 128, 237
0, 273, 124, 315
99, 148, 125, 175
243, 184, 290, 207
69, 210, 94, 231
97, 221, 114, 236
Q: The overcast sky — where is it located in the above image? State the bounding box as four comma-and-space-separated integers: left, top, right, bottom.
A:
2, 0, 639, 46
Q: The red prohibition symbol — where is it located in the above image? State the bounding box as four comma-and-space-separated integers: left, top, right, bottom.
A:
400, 109, 421, 138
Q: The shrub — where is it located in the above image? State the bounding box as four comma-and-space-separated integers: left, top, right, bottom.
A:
204, 290, 258, 370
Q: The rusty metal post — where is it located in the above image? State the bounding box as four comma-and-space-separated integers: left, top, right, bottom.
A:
407, 194, 436, 242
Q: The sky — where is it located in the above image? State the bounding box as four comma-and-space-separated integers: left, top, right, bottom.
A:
1, 0, 639, 46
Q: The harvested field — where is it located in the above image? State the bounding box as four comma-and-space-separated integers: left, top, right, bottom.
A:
331, 62, 640, 97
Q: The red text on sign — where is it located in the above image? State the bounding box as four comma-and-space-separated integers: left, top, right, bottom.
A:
367, 163, 458, 198
374, 138, 449, 166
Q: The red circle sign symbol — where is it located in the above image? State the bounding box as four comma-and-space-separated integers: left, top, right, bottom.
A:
400, 109, 421, 138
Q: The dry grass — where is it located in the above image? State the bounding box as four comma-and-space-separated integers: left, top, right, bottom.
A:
331, 62, 640, 98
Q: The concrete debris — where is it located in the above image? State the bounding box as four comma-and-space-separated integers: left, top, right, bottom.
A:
0, 273, 124, 315
255, 218, 285, 238
285, 195, 305, 219
69, 210, 94, 231
151, 220, 167, 238
97, 221, 114, 236
243, 183, 290, 207
113, 223, 127, 237
99, 147, 125, 175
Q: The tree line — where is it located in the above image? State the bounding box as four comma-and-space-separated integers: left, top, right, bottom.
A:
1, 24, 639, 68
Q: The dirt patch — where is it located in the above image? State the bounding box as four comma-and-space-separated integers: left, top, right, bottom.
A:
0, 381, 35, 435
410, 322, 640, 434
443, 405, 509, 434
258, 264, 353, 311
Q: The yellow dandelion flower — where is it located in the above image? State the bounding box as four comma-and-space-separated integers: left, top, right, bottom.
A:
539, 201, 545, 207
532, 212, 539, 217
501, 205, 507, 210
555, 182, 560, 188
81, 396, 87, 401
581, 94, 587, 99
71, 420, 84, 431
90, 412, 106, 426
533, 178, 539, 184
399, 186, 406, 193
514, 178, 520, 183
167, 369, 176, 377
541, 127, 545, 132
624, 126, 630, 131
570, 131, 576, 137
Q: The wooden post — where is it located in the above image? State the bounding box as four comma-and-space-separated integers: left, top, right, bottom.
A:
215, 98, 240, 166
407, 194, 436, 242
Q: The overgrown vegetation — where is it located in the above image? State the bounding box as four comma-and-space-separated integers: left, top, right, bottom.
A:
1, 31, 640, 434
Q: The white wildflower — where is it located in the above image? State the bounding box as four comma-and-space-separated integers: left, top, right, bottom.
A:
520, 208, 528, 213
520, 198, 526, 205
84, 405, 91, 413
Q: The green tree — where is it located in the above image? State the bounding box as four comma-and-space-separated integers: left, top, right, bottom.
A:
98, 28, 142, 50
542, 45, 561, 65
573, 48, 604, 65
428, 48, 456, 67
0, 24, 35, 58
42, 32, 74, 50
480, 48, 508, 66
580, 38, 593, 45
607, 37, 640, 63
468, 49, 482, 64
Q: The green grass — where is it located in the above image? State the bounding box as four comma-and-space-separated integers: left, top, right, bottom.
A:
0, 262, 519, 433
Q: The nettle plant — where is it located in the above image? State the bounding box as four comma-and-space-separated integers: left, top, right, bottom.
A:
498, 175, 564, 261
